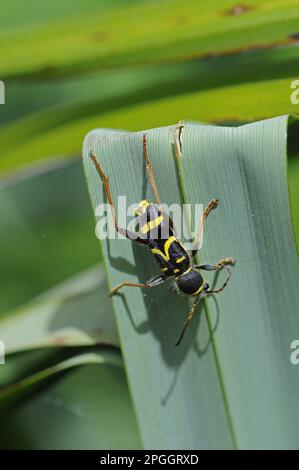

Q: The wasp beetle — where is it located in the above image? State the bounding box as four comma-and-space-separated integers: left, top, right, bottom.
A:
89, 122, 235, 345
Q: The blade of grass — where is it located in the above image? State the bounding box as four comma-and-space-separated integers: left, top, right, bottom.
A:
2, 45, 298, 127
1, 0, 299, 78
1, 74, 299, 174
0, 0, 140, 33
0, 351, 121, 401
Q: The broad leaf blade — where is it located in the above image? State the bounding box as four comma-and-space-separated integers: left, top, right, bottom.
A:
83, 116, 299, 449
83, 127, 235, 449
178, 116, 299, 448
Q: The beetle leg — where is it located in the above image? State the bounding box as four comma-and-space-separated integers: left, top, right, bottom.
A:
175, 295, 201, 346
143, 134, 161, 207
89, 151, 146, 244
196, 257, 235, 271
196, 257, 235, 294
191, 198, 219, 257
143, 134, 177, 238
109, 274, 167, 297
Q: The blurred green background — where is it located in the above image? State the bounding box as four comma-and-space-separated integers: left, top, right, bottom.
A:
0, 0, 298, 449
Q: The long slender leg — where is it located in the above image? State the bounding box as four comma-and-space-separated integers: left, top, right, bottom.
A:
191, 198, 219, 257
175, 295, 201, 346
174, 121, 216, 251
207, 267, 231, 294
196, 257, 235, 294
89, 151, 146, 244
143, 134, 161, 206
176, 257, 235, 345
143, 134, 177, 238
109, 274, 167, 297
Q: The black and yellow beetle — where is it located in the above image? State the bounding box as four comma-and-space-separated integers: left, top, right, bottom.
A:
89, 122, 235, 345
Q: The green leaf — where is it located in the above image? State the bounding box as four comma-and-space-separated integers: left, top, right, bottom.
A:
0, 351, 141, 449
1, 43, 299, 173
0, 351, 121, 400
1, 72, 299, 173
83, 115, 299, 449
0, 348, 69, 388
2, 45, 298, 128
0, 158, 100, 313
1, 0, 299, 78
288, 157, 299, 249
0, 264, 118, 354
0, 0, 140, 33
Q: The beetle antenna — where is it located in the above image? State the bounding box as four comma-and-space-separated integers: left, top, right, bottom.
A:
175, 296, 201, 346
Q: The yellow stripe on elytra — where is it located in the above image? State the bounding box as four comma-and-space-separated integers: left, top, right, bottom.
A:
162, 267, 168, 272
140, 215, 163, 234
193, 283, 205, 296
151, 236, 176, 261
134, 199, 150, 215
176, 256, 185, 264
174, 268, 180, 274
140, 200, 149, 209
